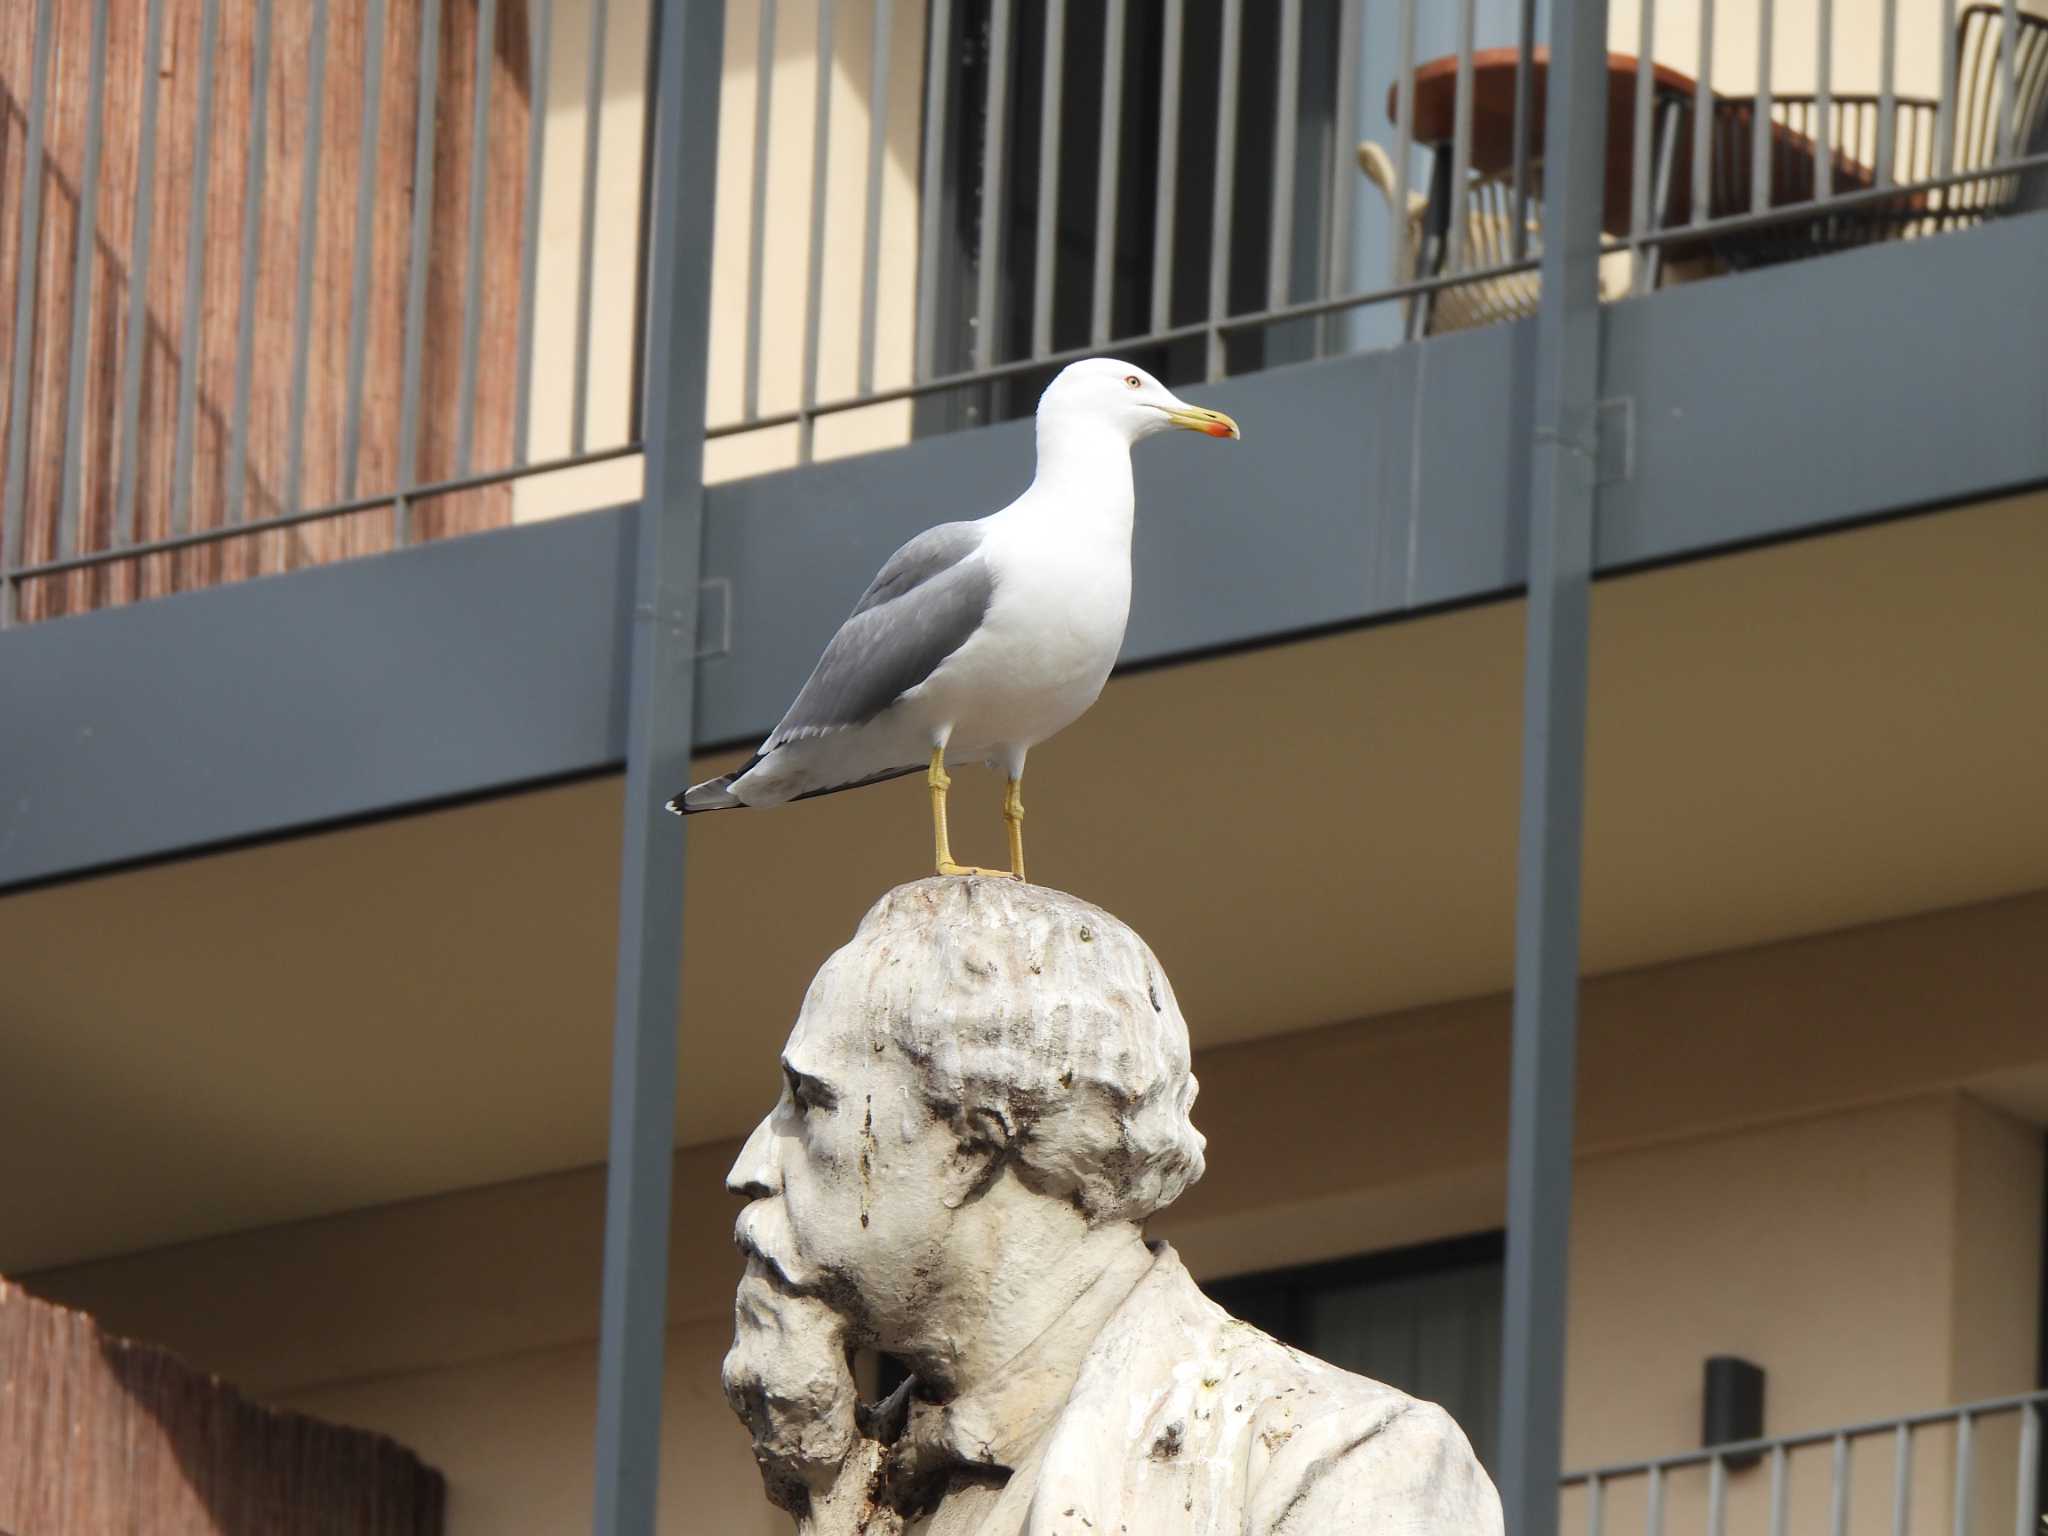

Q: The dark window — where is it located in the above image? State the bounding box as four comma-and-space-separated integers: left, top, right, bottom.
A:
1203, 1230, 1505, 1475
916, 0, 1348, 437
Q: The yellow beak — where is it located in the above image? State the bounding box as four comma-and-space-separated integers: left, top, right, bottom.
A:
1162, 404, 1242, 440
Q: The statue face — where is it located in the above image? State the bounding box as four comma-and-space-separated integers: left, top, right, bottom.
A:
725, 981, 964, 1350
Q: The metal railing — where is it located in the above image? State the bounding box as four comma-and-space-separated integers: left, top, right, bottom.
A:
1562, 1389, 2047, 1536
0, 0, 657, 626
4, 0, 2046, 627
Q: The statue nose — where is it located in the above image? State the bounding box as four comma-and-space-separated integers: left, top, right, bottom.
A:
725, 1115, 779, 1198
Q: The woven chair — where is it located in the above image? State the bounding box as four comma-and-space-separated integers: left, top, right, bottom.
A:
1707, 3, 2048, 266
1938, 2, 2048, 223
1357, 141, 1634, 336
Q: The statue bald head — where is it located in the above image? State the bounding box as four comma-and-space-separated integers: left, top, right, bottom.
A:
800, 878, 1206, 1225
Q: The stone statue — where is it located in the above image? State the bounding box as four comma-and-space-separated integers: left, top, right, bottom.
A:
722, 879, 1504, 1536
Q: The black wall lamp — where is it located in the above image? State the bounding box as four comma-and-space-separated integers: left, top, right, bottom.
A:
1703, 1356, 1767, 1469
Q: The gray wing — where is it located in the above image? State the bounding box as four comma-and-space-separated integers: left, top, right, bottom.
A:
763, 521, 994, 749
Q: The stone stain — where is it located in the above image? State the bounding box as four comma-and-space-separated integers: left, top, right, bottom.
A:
858, 1096, 876, 1229
1260, 1423, 1299, 1453
1148, 1421, 1185, 1462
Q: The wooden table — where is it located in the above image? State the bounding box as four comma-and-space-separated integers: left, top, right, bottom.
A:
1391, 48, 1893, 244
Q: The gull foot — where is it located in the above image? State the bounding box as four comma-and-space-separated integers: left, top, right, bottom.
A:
937, 861, 1021, 880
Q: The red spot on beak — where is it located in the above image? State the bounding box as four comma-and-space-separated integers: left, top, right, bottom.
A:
1204, 420, 1234, 438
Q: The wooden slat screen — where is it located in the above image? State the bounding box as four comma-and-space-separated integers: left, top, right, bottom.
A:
0, 1278, 445, 1534
0, 0, 533, 624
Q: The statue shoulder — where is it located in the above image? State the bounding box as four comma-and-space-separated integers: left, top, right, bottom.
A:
1240, 1355, 1504, 1536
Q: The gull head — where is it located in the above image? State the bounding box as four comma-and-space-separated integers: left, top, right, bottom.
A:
1037, 357, 1242, 447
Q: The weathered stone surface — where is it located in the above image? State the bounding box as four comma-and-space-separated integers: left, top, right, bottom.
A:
721, 878, 1503, 1535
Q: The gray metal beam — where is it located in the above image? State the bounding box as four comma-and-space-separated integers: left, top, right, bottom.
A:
3, 214, 2043, 894
590, 2, 724, 1533
1498, 0, 1610, 1532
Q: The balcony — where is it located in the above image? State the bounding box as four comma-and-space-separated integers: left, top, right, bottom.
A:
2, 0, 2044, 629
1565, 1391, 2047, 1536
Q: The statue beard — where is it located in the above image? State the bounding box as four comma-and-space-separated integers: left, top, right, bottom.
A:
723, 1254, 866, 1516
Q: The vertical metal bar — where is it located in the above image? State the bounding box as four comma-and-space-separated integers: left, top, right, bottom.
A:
169, 0, 222, 538
797, 0, 834, 461
1877, 0, 1898, 186
973, 0, 1013, 374
1708, 1456, 1728, 1536
627, 0, 663, 442
1587, 1475, 1605, 1536
857, 0, 892, 394
1445, 0, 1477, 274
2, 0, 58, 619
56, 0, 112, 560
1815, 0, 1834, 201
513, 0, 552, 465
1953, 1412, 1974, 1536
1205, 0, 1242, 380
1150, 0, 1185, 337
114, 0, 171, 551
1751, 0, 1775, 213
1646, 1463, 1666, 1536
341, 0, 387, 500
1509, 0, 1538, 259
1831, 1434, 1853, 1536
913, 0, 952, 382
1631, 0, 1656, 245
1320, 0, 1359, 354
2015, 1403, 2041, 1536
1498, 0, 1609, 1531
1265, 0, 1301, 311
1389, 0, 1416, 292
742, 0, 775, 421
1998, 0, 2021, 161
395, 0, 443, 541
1893, 1423, 1915, 1536
571, 0, 611, 451
1032, 0, 1067, 358
589, 0, 722, 1525
1092, 0, 1128, 343
1691, 0, 1715, 225
284, 0, 332, 518
455, 0, 498, 474
1769, 1444, 1790, 1536
1936, 0, 1958, 178
223, 0, 274, 533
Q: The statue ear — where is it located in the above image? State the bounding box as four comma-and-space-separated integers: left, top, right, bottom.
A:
940, 1104, 1013, 1209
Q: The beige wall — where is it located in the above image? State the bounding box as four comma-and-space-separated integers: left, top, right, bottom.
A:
510, 0, 927, 523
1610, 0, 2048, 101
23, 894, 2044, 1535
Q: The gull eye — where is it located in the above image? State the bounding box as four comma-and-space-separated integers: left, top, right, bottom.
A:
1123, 375, 1141, 389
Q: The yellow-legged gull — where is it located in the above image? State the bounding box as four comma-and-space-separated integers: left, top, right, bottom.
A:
669, 358, 1240, 881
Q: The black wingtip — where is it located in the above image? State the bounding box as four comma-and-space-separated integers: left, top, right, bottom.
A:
664, 794, 686, 815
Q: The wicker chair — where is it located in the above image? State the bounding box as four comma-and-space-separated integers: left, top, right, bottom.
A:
1937, 2, 2048, 223
1356, 141, 1634, 336
1706, 3, 2048, 266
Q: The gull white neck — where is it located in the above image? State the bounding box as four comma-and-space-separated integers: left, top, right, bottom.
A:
1025, 417, 1137, 530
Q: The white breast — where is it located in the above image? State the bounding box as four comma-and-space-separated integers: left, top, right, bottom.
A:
916, 500, 1134, 759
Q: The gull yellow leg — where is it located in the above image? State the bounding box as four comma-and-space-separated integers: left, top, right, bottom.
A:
1004, 779, 1026, 883
929, 748, 956, 871
929, 748, 1010, 878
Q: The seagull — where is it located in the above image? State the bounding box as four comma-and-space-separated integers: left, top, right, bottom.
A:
668, 357, 1240, 882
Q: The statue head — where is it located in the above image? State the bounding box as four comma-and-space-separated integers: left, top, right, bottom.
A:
725, 878, 1206, 1362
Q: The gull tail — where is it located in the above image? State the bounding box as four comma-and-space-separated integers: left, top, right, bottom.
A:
667, 768, 752, 815
668, 748, 767, 814
668, 780, 734, 814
